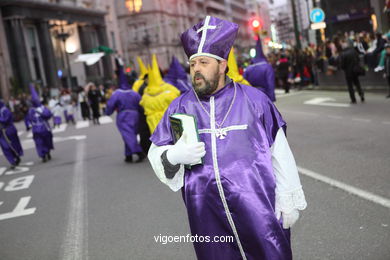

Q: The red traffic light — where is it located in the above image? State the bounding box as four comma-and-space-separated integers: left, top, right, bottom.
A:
249, 17, 262, 31
252, 19, 260, 29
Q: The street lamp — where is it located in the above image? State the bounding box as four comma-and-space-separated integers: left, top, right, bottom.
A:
54, 22, 73, 90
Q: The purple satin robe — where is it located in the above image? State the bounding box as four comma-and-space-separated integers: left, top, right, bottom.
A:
106, 89, 143, 156
244, 62, 276, 102
0, 105, 23, 165
27, 106, 54, 158
151, 82, 292, 259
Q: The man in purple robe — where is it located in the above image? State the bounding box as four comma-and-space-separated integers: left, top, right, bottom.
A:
0, 100, 23, 168
163, 56, 192, 93
244, 37, 276, 102
106, 57, 144, 163
27, 84, 54, 163
148, 16, 307, 260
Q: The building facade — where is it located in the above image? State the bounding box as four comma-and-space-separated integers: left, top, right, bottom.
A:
116, 0, 253, 71
0, 0, 122, 100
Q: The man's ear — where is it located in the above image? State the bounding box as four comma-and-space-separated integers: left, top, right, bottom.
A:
219, 60, 228, 75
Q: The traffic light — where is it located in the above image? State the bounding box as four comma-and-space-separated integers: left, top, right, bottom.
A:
249, 17, 262, 34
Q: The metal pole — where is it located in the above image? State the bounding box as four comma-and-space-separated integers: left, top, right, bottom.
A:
291, 0, 302, 49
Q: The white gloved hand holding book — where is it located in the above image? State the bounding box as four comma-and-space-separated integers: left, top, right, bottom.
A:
166, 131, 206, 166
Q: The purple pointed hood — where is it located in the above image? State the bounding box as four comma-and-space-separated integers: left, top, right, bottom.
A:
180, 16, 238, 61
115, 57, 131, 90
252, 37, 268, 63
164, 56, 188, 82
29, 83, 41, 107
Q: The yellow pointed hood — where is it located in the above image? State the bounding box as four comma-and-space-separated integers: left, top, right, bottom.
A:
146, 63, 163, 96
151, 54, 164, 86
137, 56, 148, 78
227, 48, 251, 86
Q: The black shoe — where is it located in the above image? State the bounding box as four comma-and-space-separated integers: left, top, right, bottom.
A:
125, 156, 133, 163
350, 100, 357, 104
47, 153, 51, 161
9, 164, 16, 170
361, 96, 365, 102
386, 95, 390, 99
42, 157, 47, 163
135, 153, 145, 163
15, 157, 21, 166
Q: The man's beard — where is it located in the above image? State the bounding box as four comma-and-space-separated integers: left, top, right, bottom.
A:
192, 70, 219, 98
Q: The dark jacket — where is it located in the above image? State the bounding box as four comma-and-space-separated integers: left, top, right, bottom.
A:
340, 47, 360, 76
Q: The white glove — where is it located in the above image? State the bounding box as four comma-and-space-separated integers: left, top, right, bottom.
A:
276, 209, 300, 229
166, 131, 206, 165
36, 106, 44, 114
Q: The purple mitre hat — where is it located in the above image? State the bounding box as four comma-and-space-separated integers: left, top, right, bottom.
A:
252, 36, 268, 63
180, 16, 239, 61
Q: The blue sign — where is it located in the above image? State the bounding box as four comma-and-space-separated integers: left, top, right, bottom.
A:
310, 8, 325, 23
57, 70, 63, 78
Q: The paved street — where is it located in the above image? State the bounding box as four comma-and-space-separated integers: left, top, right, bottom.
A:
0, 90, 389, 260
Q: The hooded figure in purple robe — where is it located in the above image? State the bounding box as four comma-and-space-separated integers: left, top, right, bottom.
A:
106, 57, 144, 163
163, 56, 192, 93
148, 16, 306, 260
0, 100, 23, 168
26, 84, 54, 162
244, 37, 276, 102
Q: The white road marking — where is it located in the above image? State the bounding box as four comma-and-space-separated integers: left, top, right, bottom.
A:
21, 161, 34, 166
0, 196, 36, 221
304, 97, 350, 107
0, 167, 7, 176
52, 124, 68, 133
276, 91, 303, 98
76, 121, 89, 129
61, 141, 88, 260
53, 135, 87, 142
99, 116, 113, 124
352, 118, 371, 123
298, 166, 390, 209
279, 110, 318, 117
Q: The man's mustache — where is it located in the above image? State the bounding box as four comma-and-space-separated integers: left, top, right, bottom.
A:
193, 73, 206, 81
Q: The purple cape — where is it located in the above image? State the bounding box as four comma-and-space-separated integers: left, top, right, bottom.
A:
0, 105, 23, 165
106, 89, 142, 156
151, 81, 291, 260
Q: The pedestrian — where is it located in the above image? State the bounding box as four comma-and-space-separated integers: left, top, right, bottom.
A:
106, 57, 145, 163
78, 86, 91, 121
27, 84, 54, 163
277, 54, 291, 93
148, 16, 307, 260
88, 83, 101, 125
244, 37, 276, 101
51, 101, 63, 128
383, 43, 390, 98
340, 41, 365, 103
0, 100, 23, 169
